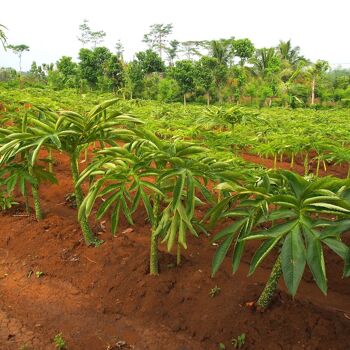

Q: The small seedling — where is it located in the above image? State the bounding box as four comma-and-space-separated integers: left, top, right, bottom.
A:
209, 286, 221, 298
64, 193, 77, 208
232, 333, 246, 349
19, 345, 30, 350
218, 343, 226, 349
54, 333, 66, 349
35, 271, 44, 278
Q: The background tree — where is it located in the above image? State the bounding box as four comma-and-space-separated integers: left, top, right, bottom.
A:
170, 60, 196, 105
126, 60, 145, 98
195, 56, 217, 105
232, 38, 255, 66
115, 40, 124, 59
105, 54, 125, 93
166, 39, 180, 66
135, 49, 165, 74
90, 30, 106, 48
0, 24, 7, 50
78, 19, 91, 47
78, 47, 112, 88
7, 44, 30, 72
308, 60, 330, 105
143, 23, 173, 59
277, 40, 305, 67
77, 19, 106, 48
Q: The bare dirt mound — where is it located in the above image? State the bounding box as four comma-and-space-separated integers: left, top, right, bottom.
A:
0, 151, 350, 350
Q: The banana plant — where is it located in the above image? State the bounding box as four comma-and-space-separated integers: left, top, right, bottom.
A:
0, 99, 142, 245
211, 170, 350, 310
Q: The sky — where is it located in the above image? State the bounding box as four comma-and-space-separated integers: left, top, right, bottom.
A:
0, 0, 349, 71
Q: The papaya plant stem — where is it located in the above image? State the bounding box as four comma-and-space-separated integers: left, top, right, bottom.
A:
70, 153, 95, 245
273, 154, 277, 170
290, 152, 294, 169
48, 148, 53, 173
150, 195, 160, 275
316, 157, 320, 177
177, 244, 181, 266
256, 256, 283, 310
31, 184, 42, 220
27, 159, 42, 220
304, 153, 309, 176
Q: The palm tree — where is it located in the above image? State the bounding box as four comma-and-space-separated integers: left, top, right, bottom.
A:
277, 40, 306, 67
308, 60, 330, 105
250, 48, 279, 78
207, 38, 235, 66
0, 24, 7, 49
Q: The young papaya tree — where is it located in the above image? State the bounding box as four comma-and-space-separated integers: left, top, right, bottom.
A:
211, 170, 350, 310
0, 99, 142, 245
78, 129, 217, 274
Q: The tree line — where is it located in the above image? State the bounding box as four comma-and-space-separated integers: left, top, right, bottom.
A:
1, 21, 349, 107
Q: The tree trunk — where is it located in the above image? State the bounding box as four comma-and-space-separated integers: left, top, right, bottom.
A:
28, 160, 42, 220
311, 78, 315, 105
70, 154, 96, 246
149, 196, 160, 275
256, 256, 283, 310
183, 93, 187, 106
177, 244, 181, 266
207, 91, 210, 106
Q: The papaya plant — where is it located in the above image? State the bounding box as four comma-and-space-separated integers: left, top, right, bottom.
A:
211, 170, 350, 310
0, 99, 142, 244
78, 129, 218, 274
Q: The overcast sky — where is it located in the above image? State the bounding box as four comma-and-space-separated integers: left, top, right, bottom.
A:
1, 0, 349, 71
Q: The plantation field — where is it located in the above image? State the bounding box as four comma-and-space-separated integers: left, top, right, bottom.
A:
0, 88, 350, 349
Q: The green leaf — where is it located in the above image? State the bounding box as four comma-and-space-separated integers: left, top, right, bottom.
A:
232, 240, 245, 274
344, 250, 350, 278
96, 192, 120, 220
249, 237, 281, 275
212, 234, 235, 277
303, 226, 327, 295
242, 219, 298, 241
172, 173, 186, 210
322, 237, 349, 260
211, 218, 246, 243
281, 225, 306, 296
111, 202, 121, 235
167, 211, 179, 252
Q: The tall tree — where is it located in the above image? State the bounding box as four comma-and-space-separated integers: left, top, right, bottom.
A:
208, 38, 235, 65
115, 40, 124, 59
195, 56, 217, 105
180, 41, 204, 60
0, 24, 7, 50
277, 40, 305, 67
78, 19, 91, 47
143, 23, 173, 59
308, 60, 330, 105
232, 38, 255, 66
166, 39, 180, 66
135, 49, 165, 74
90, 30, 106, 48
78, 47, 112, 87
170, 60, 196, 105
77, 19, 106, 48
7, 44, 30, 72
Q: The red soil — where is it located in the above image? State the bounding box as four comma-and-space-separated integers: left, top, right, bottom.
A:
1, 151, 350, 350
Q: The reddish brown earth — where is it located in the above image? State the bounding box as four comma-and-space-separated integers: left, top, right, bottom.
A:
1, 151, 350, 350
